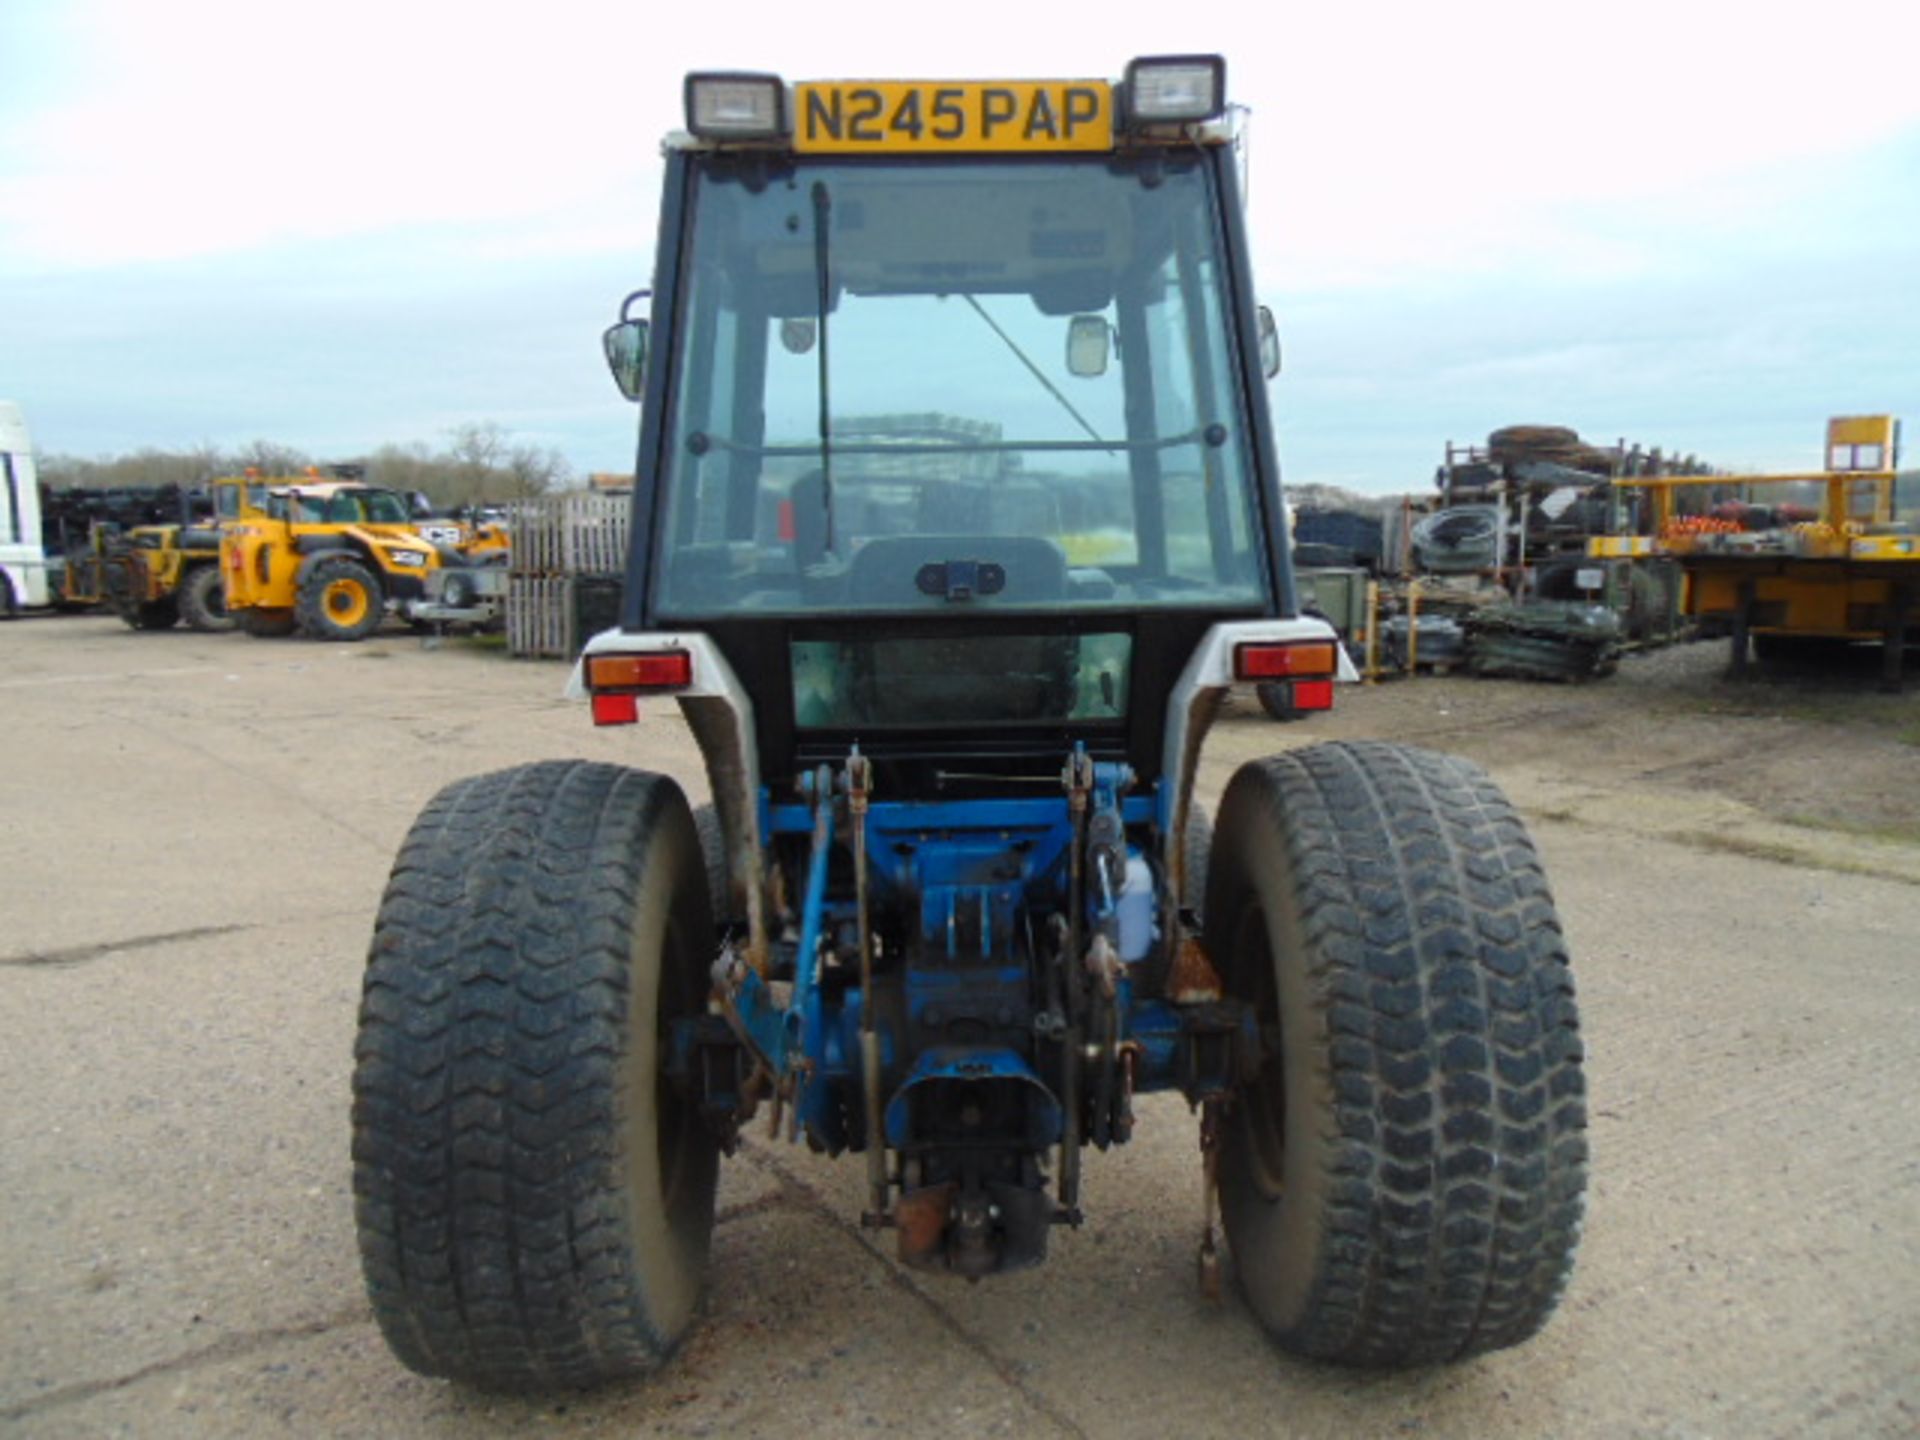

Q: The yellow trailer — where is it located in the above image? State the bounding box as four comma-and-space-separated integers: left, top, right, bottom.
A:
1591, 417, 1916, 690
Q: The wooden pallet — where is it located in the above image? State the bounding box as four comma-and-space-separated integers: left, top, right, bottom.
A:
503, 496, 632, 658
506, 494, 630, 579
506, 576, 571, 659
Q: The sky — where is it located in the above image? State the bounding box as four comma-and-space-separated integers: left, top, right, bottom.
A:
3, 0, 1918, 494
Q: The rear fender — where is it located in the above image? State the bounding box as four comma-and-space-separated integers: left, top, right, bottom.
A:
1160, 618, 1358, 907
570, 630, 769, 968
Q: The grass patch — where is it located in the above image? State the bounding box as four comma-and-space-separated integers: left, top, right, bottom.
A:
1671, 829, 1920, 887
1781, 812, 1920, 848
1674, 830, 1804, 866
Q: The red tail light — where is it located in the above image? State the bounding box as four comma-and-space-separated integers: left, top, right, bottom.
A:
1234, 641, 1335, 681
1288, 679, 1335, 711
591, 693, 641, 726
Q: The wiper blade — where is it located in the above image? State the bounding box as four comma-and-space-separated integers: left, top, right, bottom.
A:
811, 180, 835, 553
961, 294, 1116, 455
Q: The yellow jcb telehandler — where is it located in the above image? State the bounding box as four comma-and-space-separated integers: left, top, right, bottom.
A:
218, 470, 508, 640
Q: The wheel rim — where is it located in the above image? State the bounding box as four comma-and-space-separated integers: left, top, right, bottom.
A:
1234, 904, 1288, 1200
324, 579, 370, 625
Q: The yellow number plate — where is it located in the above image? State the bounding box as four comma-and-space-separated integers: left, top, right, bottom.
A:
794, 80, 1113, 154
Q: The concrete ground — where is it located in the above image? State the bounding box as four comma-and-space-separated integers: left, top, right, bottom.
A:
2, 615, 1916, 1438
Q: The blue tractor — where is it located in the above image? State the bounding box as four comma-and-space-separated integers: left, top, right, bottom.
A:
351, 57, 1588, 1389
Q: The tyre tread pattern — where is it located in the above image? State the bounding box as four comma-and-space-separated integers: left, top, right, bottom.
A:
352, 760, 712, 1389
178, 564, 233, 632
1216, 740, 1586, 1365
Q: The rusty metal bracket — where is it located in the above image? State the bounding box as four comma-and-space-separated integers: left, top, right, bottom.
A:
1197, 1096, 1225, 1302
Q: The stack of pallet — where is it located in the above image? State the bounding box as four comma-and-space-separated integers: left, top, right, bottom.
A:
504, 494, 629, 659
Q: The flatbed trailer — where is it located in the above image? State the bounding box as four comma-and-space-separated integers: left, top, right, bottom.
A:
1591, 417, 1916, 690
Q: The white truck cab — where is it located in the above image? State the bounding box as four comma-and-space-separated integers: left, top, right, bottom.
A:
0, 401, 50, 614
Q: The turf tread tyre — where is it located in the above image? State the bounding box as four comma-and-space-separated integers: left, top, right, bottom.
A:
1207, 741, 1586, 1366
298, 556, 384, 641
352, 760, 720, 1390
177, 563, 233, 632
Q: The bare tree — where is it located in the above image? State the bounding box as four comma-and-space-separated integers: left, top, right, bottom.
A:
40, 444, 227, 491
231, 439, 314, 476
446, 422, 506, 500
503, 441, 571, 499
41, 423, 576, 511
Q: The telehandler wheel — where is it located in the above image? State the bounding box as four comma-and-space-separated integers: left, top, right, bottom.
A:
1206, 741, 1587, 1366
131, 598, 180, 630
353, 761, 721, 1392
177, 564, 234, 632
240, 606, 297, 638
298, 556, 384, 641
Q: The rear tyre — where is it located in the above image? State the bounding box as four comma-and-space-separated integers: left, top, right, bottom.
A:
177, 564, 234, 632
297, 557, 384, 641
1206, 741, 1587, 1366
353, 761, 721, 1391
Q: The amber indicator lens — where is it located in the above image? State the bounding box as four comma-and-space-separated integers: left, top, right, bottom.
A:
587, 651, 693, 690
1234, 642, 1335, 681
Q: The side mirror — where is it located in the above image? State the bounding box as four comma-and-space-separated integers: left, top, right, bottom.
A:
603, 318, 650, 402
1066, 314, 1111, 378
1257, 305, 1281, 379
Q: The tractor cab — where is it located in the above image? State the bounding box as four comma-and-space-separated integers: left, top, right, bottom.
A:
593, 61, 1323, 798
273, 483, 416, 527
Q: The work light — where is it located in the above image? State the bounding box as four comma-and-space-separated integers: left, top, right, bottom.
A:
1123, 55, 1226, 125
684, 72, 787, 140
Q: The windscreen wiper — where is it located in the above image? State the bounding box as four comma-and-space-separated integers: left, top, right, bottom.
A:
811, 180, 836, 553
961, 294, 1115, 454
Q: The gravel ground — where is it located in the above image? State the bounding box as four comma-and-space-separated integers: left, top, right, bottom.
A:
2, 616, 1916, 1438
